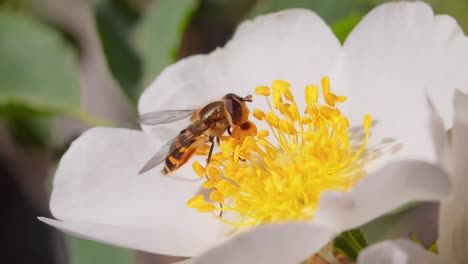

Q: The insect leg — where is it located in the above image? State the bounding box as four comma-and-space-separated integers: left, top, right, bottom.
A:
219, 203, 223, 217
206, 136, 223, 217
206, 136, 215, 166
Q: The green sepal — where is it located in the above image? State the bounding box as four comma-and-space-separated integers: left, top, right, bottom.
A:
411, 233, 438, 254
333, 228, 368, 261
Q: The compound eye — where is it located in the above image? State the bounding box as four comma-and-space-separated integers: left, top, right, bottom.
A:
224, 94, 243, 125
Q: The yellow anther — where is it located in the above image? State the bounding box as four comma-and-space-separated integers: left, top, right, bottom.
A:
192, 161, 205, 178
305, 84, 319, 105
187, 194, 204, 207
209, 159, 222, 167
197, 203, 216, 212
187, 195, 215, 212
255, 86, 270, 96
273, 80, 291, 90
234, 196, 249, 210
233, 145, 241, 163
284, 89, 294, 102
207, 165, 220, 179
220, 140, 234, 158
210, 190, 224, 203
339, 115, 350, 128
217, 180, 238, 197
265, 112, 280, 127
324, 92, 338, 107
253, 108, 266, 120
324, 92, 346, 107
300, 116, 312, 125
241, 136, 256, 152
363, 113, 372, 131
272, 89, 282, 108
258, 129, 269, 138
318, 105, 336, 119
203, 179, 217, 189
337, 95, 347, 103
286, 103, 300, 121
279, 120, 296, 135
278, 120, 289, 133
212, 153, 224, 162
321, 77, 330, 94
189, 77, 372, 227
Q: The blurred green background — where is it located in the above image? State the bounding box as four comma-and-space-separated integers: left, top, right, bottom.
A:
0, 0, 466, 263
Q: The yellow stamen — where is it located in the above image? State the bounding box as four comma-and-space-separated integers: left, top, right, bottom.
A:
187, 195, 216, 212
253, 109, 266, 120
187, 77, 372, 226
192, 161, 205, 179
255, 86, 271, 96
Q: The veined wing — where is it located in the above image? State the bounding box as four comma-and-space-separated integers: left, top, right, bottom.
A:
138, 120, 211, 175
138, 137, 175, 174
139, 109, 197, 126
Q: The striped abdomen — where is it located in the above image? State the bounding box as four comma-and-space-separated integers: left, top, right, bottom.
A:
162, 123, 207, 175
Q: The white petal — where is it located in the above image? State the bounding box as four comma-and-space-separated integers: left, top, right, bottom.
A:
438, 90, 468, 262
337, 2, 468, 167
44, 127, 224, 256
357, 239, 439, 264
312, 160, 450, 232
452, 90, 468, 176
221, 9, 341, 96
426, 94, 450, 170
193, 223, 335, 264
39, 217, 176, 255
137, 54, 217, 139
138, 9, 342, 131
138, 54, 219, 115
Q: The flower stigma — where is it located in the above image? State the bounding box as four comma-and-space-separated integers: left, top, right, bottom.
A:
187, 77, 372, 226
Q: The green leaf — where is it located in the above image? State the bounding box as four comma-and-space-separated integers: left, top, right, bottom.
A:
67, 236, 134, 264
135, 0, 197, 87
0, 8, 80, 115
95, 0, 142, 103
0, 102, 51, 147
333, 228, 368, 261
7, 116, 51, 148
249, 0, 372, 25
0, 8, 111, 147
420, 0, 468, 34
332, 14, 362, 44
0, 8, 85, 147
0, 0, 24, 10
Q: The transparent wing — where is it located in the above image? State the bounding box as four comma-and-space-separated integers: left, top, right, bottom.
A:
138, 137, 176, 174
138, 120, 211, 174
139, 109, 198, 126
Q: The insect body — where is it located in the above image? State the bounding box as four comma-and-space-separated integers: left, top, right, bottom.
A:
138, 94, 254, 175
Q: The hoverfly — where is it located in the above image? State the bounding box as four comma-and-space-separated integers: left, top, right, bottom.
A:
138, 93, 254, 175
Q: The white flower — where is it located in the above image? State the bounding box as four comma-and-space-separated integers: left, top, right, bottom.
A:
39, 1, 468, 262
354, 90, 468, 264
190, 90, 468, 264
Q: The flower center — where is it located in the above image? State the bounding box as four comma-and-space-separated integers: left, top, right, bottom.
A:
187, 77, 372, 226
